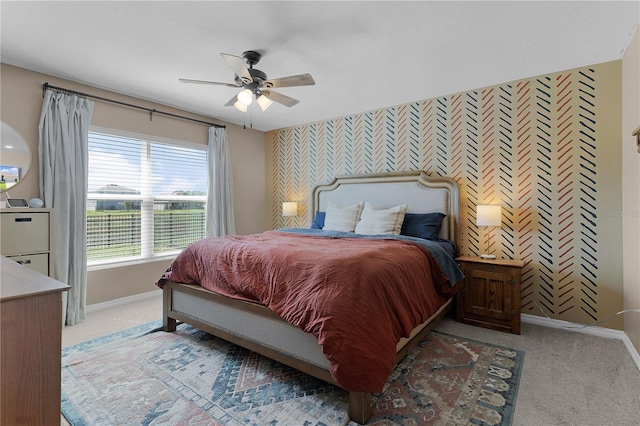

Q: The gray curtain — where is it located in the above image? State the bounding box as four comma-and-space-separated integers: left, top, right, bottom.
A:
206, 127, 235, 237
39, 90, 94, 326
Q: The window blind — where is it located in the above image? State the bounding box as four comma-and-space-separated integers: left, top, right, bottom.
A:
87, 131, 207, 264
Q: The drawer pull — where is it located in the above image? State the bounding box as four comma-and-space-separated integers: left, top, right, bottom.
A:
16, 260, 32, 265
15, 218, 32, 223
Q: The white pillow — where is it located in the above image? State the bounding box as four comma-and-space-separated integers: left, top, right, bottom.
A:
323, 201, 364, 232
355, 202, 408, 235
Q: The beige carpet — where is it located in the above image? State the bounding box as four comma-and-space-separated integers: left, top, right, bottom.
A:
62, 291, 640, 425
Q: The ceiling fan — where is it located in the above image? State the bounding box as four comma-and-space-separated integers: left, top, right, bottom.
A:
179, 50, 315, 112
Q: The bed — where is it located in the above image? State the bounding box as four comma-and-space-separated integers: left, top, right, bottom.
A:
157, 170, 462, 424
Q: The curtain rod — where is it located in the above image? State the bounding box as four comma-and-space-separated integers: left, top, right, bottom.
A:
42, 82, 225, 129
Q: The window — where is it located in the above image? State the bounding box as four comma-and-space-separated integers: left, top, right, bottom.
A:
87, 130, 207, 266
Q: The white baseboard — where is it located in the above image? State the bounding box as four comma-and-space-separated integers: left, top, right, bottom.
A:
522, 314, 640, 372
86, 290, 161, 314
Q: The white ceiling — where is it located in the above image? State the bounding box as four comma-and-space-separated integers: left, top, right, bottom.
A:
1, 1, 638, 132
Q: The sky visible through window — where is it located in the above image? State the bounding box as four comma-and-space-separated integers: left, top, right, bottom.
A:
88, 132, 207, 195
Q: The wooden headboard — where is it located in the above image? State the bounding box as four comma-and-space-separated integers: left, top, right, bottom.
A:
312, 171, 460, 248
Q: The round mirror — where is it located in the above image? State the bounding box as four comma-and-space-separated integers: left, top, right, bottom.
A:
0, 122, 31, 192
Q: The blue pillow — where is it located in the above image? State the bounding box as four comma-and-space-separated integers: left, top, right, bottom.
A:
400, 213, 446, 240
311, 211, 325, 229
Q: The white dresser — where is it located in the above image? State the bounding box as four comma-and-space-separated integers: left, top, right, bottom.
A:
0, 208, 54, 277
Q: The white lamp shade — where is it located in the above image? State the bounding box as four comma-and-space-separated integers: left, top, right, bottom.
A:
476, 205, 502, 227
233, 100, 248, 112
282, 202, 298, 217
256, 94, 273, 111
237, 89, 253, 106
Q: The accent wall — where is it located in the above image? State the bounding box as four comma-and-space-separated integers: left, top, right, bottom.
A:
266, 61, 623, 329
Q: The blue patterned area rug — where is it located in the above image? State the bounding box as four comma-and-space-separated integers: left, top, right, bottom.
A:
61, 322, 524, 425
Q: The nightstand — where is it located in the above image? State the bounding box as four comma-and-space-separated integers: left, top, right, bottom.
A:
455, 255, 525, 334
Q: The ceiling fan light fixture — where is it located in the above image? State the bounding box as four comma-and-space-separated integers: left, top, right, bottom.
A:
180, 51, 314, 118
256, 94, 273, 111
233, 100, 248, 112
237, 89, 253, 106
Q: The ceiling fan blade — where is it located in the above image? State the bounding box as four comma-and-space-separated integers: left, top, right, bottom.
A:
179, 78, 238, 87
224, 94, 239, 107
263, 73, 315, 89
220, 53, 252, 84
262, 90, 299, 108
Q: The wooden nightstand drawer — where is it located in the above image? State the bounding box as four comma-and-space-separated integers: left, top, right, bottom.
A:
456, 256, 524, 334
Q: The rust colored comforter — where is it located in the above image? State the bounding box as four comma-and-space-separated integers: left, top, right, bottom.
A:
157, 230, 457, 392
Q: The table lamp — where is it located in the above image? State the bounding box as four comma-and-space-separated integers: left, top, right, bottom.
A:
476, 204, 502, 259
282, 202, 298, 217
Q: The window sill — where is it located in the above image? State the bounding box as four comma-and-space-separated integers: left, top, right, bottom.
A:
87, 254, 177, 271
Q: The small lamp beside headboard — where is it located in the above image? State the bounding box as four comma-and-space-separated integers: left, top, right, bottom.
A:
282, 202, 298, 217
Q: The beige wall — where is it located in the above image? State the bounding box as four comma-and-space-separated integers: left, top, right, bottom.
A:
0, 63, 266, 304
622, 27, 640, 353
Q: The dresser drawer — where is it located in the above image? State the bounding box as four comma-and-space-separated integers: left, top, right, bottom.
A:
5, 254, 49, 276
1, 212, 50, 255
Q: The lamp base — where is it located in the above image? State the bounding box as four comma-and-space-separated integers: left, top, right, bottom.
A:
480, 253, 496, 260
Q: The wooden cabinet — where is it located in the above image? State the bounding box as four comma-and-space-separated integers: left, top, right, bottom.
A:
455, 255, 525, 334
0, 208, 54, 277
0, 256, 69, 425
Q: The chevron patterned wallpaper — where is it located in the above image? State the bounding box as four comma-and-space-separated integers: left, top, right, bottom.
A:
266, 61, 623, 328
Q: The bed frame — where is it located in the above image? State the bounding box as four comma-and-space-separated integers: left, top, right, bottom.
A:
162, 170, 460, 424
